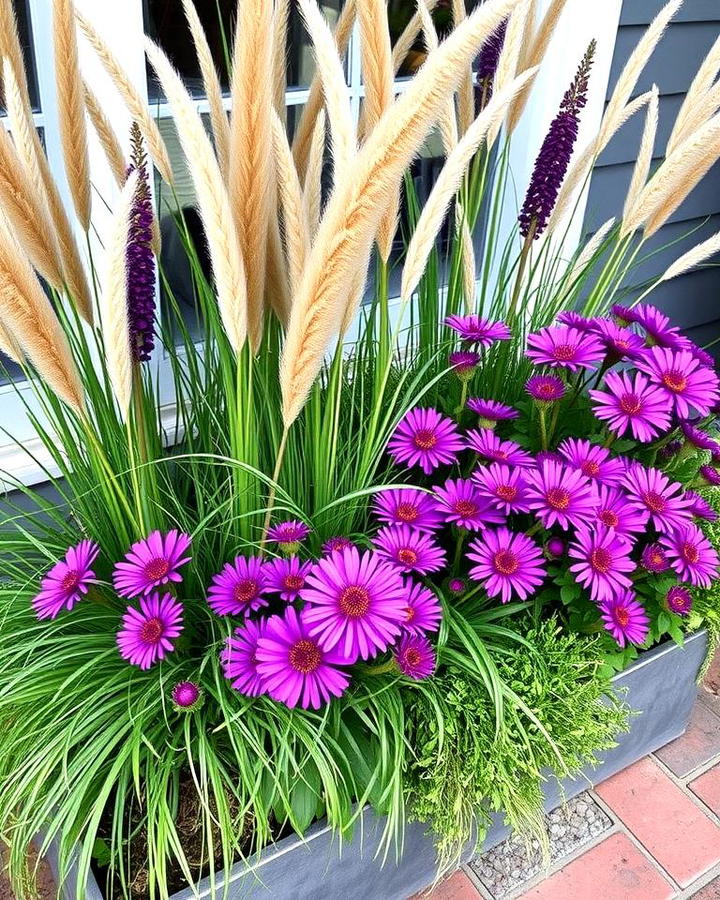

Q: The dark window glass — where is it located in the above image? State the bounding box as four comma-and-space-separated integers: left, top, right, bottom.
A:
0, 0, 40, 114
388, 0, 480, 76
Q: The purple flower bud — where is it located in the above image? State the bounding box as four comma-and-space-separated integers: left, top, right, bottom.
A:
474, 20, 507, 106
545, 537, 565, 559
172, 681, 202, 711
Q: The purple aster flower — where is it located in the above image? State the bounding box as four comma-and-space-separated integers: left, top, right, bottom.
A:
171, 681, 202, 711
525, 374, 566, 403
449, 350, 481, 381
594, 485, 649, 536
265, 520, 310, 554
117, 592, 183, 669
433, 477, 505, 531
557, 437, 626, 485
590, 318, 646, 359
394, 633, 436, 680
256, 607, 351, 709
590, 371, 672, 443
635, 346, 720, 418
32, 539, 99, 620
631, 303, 688, 349
444, 315, 511, 346
700, 465, 720, 486
524, 460, 596, 529
680, 421, 719, 452
519, 42, 595, 238
473, 463, 532, 514
686, 492, 718, 522
321, 536, 356, 555
373, 524, 447, 575
126, 124, 156, 363
207, 555, 270, 617
467, 527, 546, 603
467, 398, 519, 428
557, 311, 596, 331
221, 618, 268, 697
372, 488, 444, 533
641, 543, 670, 573
690, 345, 716, 368
623, 465, 693, 533
448, 577, 466, 596
387, 407, 464, 475
466, 428, 535, 466
113, 530, 192, 598
660, 524, 720, 587
600, 591, 649, 648
568, 527, 635, 604
301, 547, 407, 661
526, 325, 605, 372
665, 585, 693, 616
545, 537, 565, 559
611, 304, 637, 326
401, 580, 442, 635
266, 556, 313, 602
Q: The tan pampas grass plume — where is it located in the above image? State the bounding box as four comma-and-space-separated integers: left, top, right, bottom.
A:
0, 0, 31, 110
0, 218, 84, 413
658, 229, 720, 282
84, 81, 127, 187
623, 84, 659, 222
452, 0, 475, 135
76, 12, 174, 186
272, 110, 310, 299
146, 38, 247, 353
667, 79, 720, 159
417, 0, 458, 153
568, 217, 615, 282
292, 0, 356, 179
488, 0, 531, 144
273, 0, 290, 128
401, 66, 538, 304
391, 0, 439, 74
667, 33, 720, 155
303, 111, 326, 237
229, 0, 274, 351
281, 0, 521, 427
53, 0, 91, 230
182, 0, 230, 177
265, 218, 291, 326
99, 173, 137, 420
0, 315, 22, 364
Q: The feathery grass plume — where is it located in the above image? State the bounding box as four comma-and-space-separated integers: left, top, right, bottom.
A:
99, 172, 137, 420
600, 0, 682, 145
0, 315, 22, 364
452, 0, 476, 135
0, 0, 32, 111
623, 85, 659, 222
145, 38, 247, 352
299, 0, 356, 184
658, 229, 720, 282
229, 0, 274, 351
303, 111, 326, 238
0, 219, 84, 413
506, 0, 569, 132
488, 0, 531, 144
273, 0, 290, 128
281, 0, 521, 427
418, 0, 458, 153
339, 262, 369, 336
402, 66, 538, 304
265, 217, 291, 325
667, 79, 720, 159
272, 110, 310, 299
667, 34, 720, 155
53, 0, 91, 230
83, 81, 127, 187
76, 12, 174, 186
182, 0, 230, 177
460, 214, 476, 308
568, 217, 615, 282
292, 0, 356, 179
391, 0, 440, 74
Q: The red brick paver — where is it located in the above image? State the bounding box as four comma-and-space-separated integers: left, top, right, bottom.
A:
517, 833, 674, 900
596, 757, 720, 887
412, 871, 479, 899
691, 875, 720, 898
654, 701, 720, 777
691, 764, 720, 818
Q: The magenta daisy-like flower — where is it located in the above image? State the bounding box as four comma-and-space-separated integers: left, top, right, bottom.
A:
686, 492, 718, 522
600, 591, 649, 648
221, 618, 268, 697
635, 346, 720, 418
266, 556, 313, 602
681, 422, 719, 452
373, 524, 447, 575
322, 536, 355, 555
557, 311, 596, 331
473, 463, 531, 514
117, 592, 183, 669
589, 370, 672, 442
525, 374, 566, 404
524, 460, 596, 529
401, 580, 442, 635
568, 527, 635, 604
371, 488, 444, 533
266, 520, 311, 554
666, 585, 693, 616
660, 524, 719, 588
594, 485, 649, 537
700, 465, 720, 487
611, 304, 636, 326
171, 681, 202, 711
113, 530, 192, 598
466, 398, 518, 428
387, 408, 464, 475
632, 303, 687, 349
557, 437, 626, 485
445, 315, 511, 347
256, 607, 351, 710
467, 527, 546, 603
394, 634, 436, 680
623, 465, 693, 533
466, 428, 535, 467
207, 555, 270, 617
526, 325, 605, 372
590, 319, 645, 359
32, 539, 99, 620
449, 350, 481, 380
641, 543, 670, 573
433, 477, 505, 531
301, 547, 407, 661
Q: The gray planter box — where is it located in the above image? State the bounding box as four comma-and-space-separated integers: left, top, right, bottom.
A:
53, 630, 708, 900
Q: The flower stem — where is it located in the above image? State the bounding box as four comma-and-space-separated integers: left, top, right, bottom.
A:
507, 223, 536, 321
261, 426, 290, 553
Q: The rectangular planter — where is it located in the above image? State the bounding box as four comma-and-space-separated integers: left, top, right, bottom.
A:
54, 630, 708, 900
